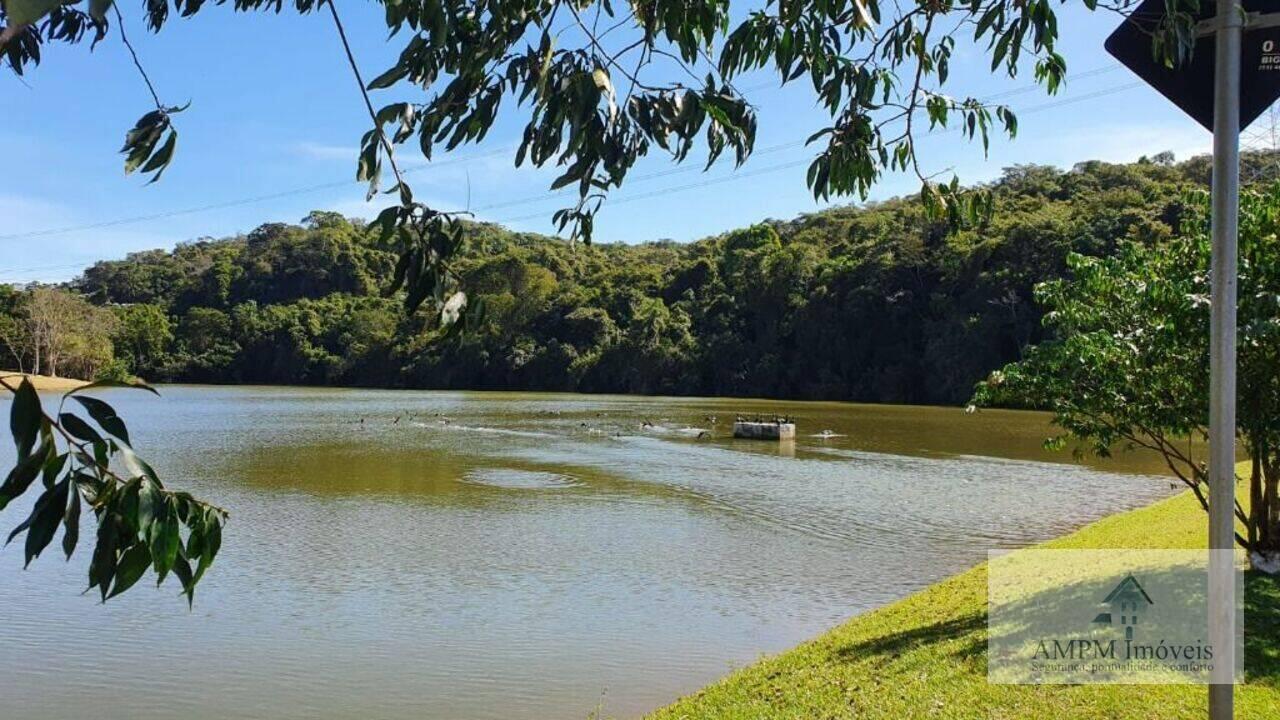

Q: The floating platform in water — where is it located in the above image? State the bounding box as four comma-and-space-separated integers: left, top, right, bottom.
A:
732, 420, 796, 441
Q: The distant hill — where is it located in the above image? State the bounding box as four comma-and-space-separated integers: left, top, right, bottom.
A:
8, 152, 1276, 405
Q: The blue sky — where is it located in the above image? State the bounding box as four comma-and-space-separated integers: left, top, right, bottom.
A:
2, 4, 1216, 284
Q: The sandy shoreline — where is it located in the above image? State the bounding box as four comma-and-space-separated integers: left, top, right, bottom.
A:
0, 372, 89, 392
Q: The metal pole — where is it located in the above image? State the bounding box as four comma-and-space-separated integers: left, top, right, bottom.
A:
1209, 0, 1241, 717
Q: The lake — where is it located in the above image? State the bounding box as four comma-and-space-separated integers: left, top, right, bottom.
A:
0, 386, 1176, 719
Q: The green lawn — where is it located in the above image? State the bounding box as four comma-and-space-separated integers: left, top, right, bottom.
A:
650, 471, 1280, 719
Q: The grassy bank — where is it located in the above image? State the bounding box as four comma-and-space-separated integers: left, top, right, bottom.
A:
651, 475, 1280, 719
0, 372, 88, 392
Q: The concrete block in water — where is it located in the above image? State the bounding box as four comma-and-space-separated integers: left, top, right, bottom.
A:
732, 421, 796, 441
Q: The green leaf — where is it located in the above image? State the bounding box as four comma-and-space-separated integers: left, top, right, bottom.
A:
88, 0, 113, 21
20, 477, 70, 567
9, 377, 41, 459
40, 447, 67, 490
193, 516, 221, 584
185, 520, 203, 558
108, 543, 152, 599
59, 412, 104, 445
138, 479, 162, 535
62, 483, 80, 559
0, 437, 50, 511
118, 446, 160, 485
72, 396, 130, 446
141, 130, 178, 184
3, 0, 67, 26
172, 552, 195, 607
66, 379, 159, 398
123, 122, 165, 174
150, 511, 180, 584
88, 514, 120, 601
367, 64, 408, 90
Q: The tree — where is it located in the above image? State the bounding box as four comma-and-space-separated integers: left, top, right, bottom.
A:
971, 185, 1280, 573
23, 286, 116, 379
174, 306, 238, 381
112, 303, 174, 377
0, 0, 1209, 602
0, 285, 32, 373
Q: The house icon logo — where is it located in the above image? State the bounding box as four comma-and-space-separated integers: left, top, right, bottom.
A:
1091, 574, 1154, 641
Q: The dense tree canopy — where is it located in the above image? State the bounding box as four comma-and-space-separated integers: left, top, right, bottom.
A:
3, 154, 1246, 406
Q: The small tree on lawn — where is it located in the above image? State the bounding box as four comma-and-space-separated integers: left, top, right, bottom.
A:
971, 184, 1280, 572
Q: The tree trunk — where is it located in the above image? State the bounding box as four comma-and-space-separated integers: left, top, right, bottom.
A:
1265, 453, 1279, 548
1248, 447, 1280, 574
1249, 452, 1261, 549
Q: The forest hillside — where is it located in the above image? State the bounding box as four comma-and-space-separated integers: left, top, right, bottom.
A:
3, 152, 1260, 405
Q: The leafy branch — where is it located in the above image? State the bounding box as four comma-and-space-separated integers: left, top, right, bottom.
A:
325, 0, 410, 204
0, 376, 226, 605
111, 2, 184, 184
323, 0, 481, 335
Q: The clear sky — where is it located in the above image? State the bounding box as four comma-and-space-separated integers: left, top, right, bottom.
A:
2, 4, 1216, 284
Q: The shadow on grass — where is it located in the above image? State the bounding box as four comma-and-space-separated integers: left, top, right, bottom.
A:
828, 570, 1277, 685
832, 612, 987, 664
1245, 571, 1280, 686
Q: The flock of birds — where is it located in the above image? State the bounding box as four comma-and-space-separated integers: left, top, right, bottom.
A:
351, 410, 844, 441
357, 411, 452, 426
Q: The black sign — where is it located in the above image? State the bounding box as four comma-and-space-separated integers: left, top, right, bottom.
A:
1105, 0, 1280, 130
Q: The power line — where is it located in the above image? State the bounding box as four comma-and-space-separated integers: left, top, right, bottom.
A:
492, 80, 1145, 224
0, 260, 126, 285
980, 63, 1120, 101
471, 134, 808, 214
496, 159, 813, 224
3, 81, 1138, 285
473, 70, 1125, 215
0, 146, 514, 243
1, 64, 1123, 245
0, 260, 106, 274
463, 68, 1129, 216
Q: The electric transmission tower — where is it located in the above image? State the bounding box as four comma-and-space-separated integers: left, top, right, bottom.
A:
1241, 104, 1280, 185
